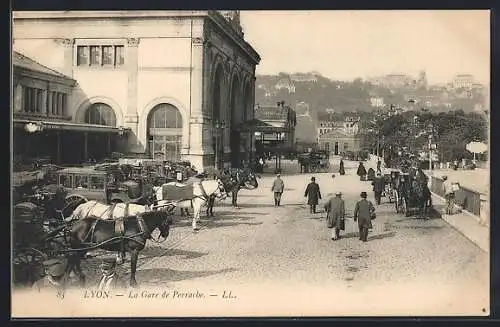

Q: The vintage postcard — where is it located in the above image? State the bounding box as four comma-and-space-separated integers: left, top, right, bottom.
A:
11, 10, 490, 317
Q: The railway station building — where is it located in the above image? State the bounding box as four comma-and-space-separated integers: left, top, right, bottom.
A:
13, 10, 260, 170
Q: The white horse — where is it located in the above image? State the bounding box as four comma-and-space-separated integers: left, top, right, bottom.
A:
66, 201, 153, 222
154, 178, 226, 231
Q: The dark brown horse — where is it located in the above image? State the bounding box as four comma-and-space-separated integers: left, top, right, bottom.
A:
66, 209, 173, 287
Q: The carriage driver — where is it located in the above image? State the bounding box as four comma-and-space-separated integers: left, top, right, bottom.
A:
32, 258, 68, 293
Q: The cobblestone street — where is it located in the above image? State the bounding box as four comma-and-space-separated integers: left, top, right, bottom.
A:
113, 160, 489, 315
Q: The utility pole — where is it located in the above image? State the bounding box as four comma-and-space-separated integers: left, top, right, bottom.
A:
428, 134, 432, 188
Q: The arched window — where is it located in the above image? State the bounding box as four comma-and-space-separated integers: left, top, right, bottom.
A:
84, 103, 116, 126
149, 104, 182, 129
147, 103, 183, 162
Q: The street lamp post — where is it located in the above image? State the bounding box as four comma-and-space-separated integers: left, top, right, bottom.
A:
214, 120, 225, 169
427, 121, 436, 188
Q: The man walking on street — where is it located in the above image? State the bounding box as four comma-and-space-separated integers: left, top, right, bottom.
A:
305, 176, 322, 214
442, 175, 455, 214
371, 173, 385, 205
271, 173, 285, 207
324, 191, 345, 240
354, 191, 376, 242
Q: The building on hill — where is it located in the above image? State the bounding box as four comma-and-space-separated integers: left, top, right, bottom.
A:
290, 72, 318, 83
370, 97, 385, 108
13, 10, 260, 170
452, 74, 474, 89
275, 78, 296, 93
368, 73, 414, 89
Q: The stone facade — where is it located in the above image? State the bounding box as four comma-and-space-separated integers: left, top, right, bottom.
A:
12, 10, 260, 171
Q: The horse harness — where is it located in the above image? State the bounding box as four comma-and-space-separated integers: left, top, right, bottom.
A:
84, 203, 151, 245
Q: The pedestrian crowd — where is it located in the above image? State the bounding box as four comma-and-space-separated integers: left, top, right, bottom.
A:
270, 159, 377, 243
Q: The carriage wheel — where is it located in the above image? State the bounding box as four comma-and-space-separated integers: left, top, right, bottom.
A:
65, 194, 88, 209
13, 248, 48, 286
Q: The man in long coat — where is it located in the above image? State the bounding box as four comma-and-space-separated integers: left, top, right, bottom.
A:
354, 191, 376, 242
324, 191, 345, 240
305, 176, 321, 214
339, 160, 345, 175
371, 173, 385, 205
271, 173, 285, 207
357, 162, 367, 180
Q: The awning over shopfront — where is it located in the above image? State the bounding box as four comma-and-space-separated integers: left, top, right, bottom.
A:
14, 119, 131, 134
236, 119, 289, 133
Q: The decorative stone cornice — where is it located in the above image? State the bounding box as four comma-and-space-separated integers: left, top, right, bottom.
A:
54, 38, 75, 47
207, 11, 260, 65
127, 38, 140, 47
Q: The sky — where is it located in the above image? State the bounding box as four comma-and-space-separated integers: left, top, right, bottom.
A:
239, 10, 490, 85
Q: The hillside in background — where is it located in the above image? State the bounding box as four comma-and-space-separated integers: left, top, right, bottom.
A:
255, 72, 487, 117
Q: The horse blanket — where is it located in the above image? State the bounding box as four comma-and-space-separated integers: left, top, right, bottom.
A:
161, 183, 194, 201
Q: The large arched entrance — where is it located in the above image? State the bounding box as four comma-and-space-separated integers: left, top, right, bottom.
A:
229, 75, 241, 167
147, 103, 183, 161
212, 65, 224, 169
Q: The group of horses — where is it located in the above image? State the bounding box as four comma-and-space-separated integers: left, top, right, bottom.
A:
59, 168, 260, 287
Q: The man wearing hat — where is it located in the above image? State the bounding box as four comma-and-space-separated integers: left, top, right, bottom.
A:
371, 172, 385, 205
354, 192, 376, 242
441, 175, 455, 214
97, 256, 124, 291
324, 191, 346, 240
271, 173, 285, 207
32, 257, 68, 293
304, 176, 322, 214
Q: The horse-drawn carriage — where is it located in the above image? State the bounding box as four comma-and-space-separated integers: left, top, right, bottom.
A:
298, 151, 330, 173
394, 172, 431, 217
58, 165, 155, 210
12, 196, 73, 286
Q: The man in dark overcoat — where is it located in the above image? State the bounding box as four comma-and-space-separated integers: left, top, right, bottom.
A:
304, 176, 322, 214
339, 160, 345, 175
324, 191, 346, 240
371, 173, 385, 205
354, 191, 376, 242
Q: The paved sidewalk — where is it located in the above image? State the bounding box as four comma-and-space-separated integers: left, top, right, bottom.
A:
365, 155, 489, 253
430, 194, 489, 253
